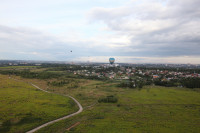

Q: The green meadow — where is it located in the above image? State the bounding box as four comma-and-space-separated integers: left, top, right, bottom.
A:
29, 78, 200, 133
0, 68, 200, 133
0, 75, 78, 133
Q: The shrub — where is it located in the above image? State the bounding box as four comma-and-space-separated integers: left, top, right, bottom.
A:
98, 95, 118, 103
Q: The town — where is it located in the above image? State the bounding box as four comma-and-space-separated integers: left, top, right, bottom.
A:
1, 60, 200, 89
1, 60, 200, 133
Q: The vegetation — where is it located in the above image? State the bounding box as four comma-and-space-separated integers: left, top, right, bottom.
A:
0, 65, 200, 133
154, 79, 179, 87
0, 69, 61, 79
0, 75, 78, 133
98, 95, 118, 103
118, 78, 145, 89
47, 79, 74, 87
153, 78, 200, 89
181, 78, 200, 88
36, 86, 200, 133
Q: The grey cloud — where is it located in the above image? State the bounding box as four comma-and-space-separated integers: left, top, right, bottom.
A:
0, 25, 75, 60
0, 25, 117, 60
88, 0, 200, 57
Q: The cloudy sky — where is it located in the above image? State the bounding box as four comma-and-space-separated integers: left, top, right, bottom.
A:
0, 0, 200, 64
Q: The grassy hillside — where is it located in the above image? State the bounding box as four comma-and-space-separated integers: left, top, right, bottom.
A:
33, 82, 200, 133
74, 86, 200, 133
1, 71, 200, 133
0, 75, 78, 133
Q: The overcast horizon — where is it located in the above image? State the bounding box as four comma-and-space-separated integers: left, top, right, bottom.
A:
0, 0, 200, 64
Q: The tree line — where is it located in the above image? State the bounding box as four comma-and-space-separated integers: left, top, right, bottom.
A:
0, 70, 61, 79
118, 77, 200, 89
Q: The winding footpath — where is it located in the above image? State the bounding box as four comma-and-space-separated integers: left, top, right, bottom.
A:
26, 83, 83, 133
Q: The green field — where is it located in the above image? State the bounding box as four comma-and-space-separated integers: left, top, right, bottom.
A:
1, 72, 200, 133
0, 75, 78, 133
20, 78, 199, 133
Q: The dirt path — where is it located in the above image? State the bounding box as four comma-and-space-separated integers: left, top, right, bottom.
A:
24, 83, 83, 133
66, 122, 80, 131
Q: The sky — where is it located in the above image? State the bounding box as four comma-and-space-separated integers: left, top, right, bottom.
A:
0, 0, 200, 64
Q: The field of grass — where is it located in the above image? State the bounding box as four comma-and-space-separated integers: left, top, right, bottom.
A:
1, 70, 200, 133
30, 80, 200, 133
0, 75, 78, 133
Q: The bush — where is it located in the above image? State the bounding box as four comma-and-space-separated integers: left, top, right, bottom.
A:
180, 78, 200, 88
98, 95, 118, 103
154, 80, 177, 87
118, 80, 145, 89
1, 120, 11, 132
47, 80, 71, 87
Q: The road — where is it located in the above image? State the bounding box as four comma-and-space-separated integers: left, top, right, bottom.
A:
26, 83, 83, 133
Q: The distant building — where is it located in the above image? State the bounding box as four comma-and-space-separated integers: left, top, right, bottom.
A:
153, 75, 159, 79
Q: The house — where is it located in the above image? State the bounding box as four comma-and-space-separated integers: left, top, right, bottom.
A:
153, 75, 159, 79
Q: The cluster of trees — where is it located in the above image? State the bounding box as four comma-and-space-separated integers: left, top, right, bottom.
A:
47, 80, 72, 87
20, 71, 61, 79
47, 79, 80, 88
154, 79, 179, 87
118, 76, 200, 89
98, 95, 118, 103
77, 75, 107, 80
0, 67, 107, 81
41, 64, 95, 72
0, 70, 61, 79
118, 81, 145, 89
118, 78, 146, 89
154, 78, 200, 89
180, 78, 200, 88
136, 66, 200, 73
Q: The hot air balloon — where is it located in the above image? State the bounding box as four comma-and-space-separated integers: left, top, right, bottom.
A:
109, 58, 115, 64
